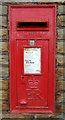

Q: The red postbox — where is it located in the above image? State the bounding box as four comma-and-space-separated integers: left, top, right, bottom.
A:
9, 5, 56, 114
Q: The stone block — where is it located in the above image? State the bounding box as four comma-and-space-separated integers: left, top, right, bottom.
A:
0, 5, 2, 15
0, 54, 9, 65
1, 66, 9, 78
58, 5, 65, 15
56, 68, 64, 79
56, 80, 65, 103
56, 91, 63, 103
0, 5, 7, 15
57, 15, 65, 27
1, 113, 34, 118
56, 42, 65, 54
0, 41, 2, 52
57, 28, 65, 40
0, 100, 9, 111
0, 28, 8, 40
33, 114, 52, 118
0, 0, 65, 3
56, 80, 64, 91
63, 104, 65, 113
55, 104, 63, 113
2, 42, 8, 52
0, 80, 8, 90
0, 90, 8, 100
0, 42, 8, 52
0, 16, 7, 27
56, 55, 65, 66
63, 93, 65, 104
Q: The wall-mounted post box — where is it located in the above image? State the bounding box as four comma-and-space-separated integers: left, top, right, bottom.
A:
9, 5, 56, 114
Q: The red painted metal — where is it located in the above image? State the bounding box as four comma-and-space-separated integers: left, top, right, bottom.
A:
9, 5, 56, 114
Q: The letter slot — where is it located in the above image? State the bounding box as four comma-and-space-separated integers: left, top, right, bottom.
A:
17, 21, 49, 30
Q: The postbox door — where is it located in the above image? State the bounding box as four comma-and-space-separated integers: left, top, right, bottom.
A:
16, 39, 48, 109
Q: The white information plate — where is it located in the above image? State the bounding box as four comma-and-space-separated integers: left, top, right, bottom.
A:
24, 48, 41, 74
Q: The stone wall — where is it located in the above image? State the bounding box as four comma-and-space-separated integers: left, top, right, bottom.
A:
0, 2, 65, 120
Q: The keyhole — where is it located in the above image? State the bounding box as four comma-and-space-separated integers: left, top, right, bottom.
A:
22, 77, 24, 79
